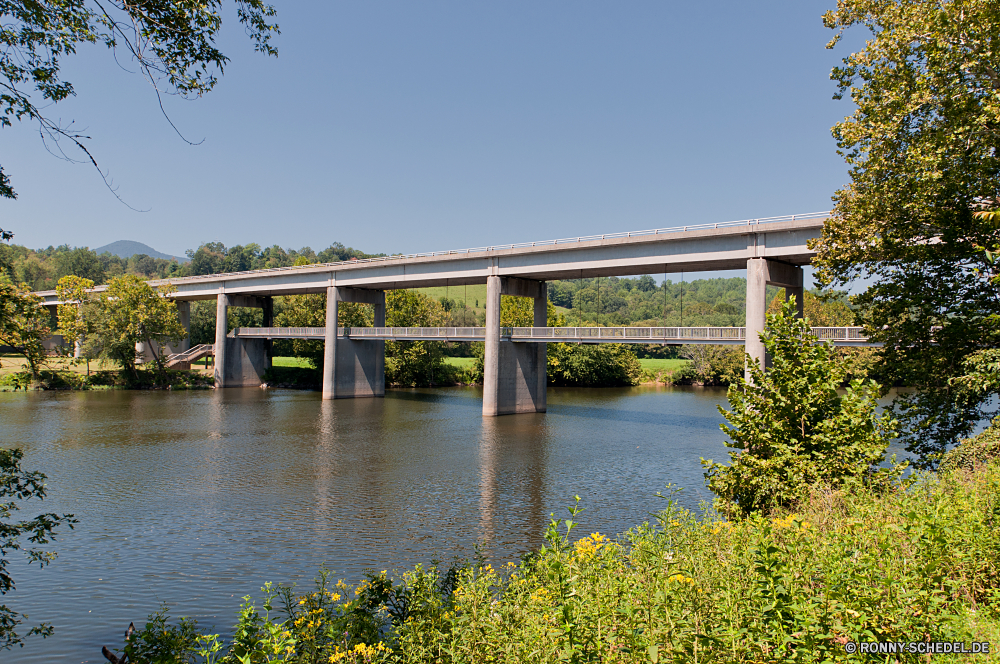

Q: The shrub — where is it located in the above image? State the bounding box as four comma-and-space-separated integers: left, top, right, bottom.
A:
702, 298, 898, 517
940, 417, 1000, 472
109, 466, 1000, 663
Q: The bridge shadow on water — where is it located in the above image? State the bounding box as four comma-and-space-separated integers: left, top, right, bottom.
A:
545, 401, 722, 429
381, 386, 729, 429
385, 387, 484, 409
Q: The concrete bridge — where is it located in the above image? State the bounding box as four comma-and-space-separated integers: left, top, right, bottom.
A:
37, 212, 834, 416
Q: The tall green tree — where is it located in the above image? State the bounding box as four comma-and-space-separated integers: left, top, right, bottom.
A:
91, 275, 185, 379
54, 275, 93, 349
812, 0, 1000, 465
703, 299, 897, 517
384, 290, 448, 386
1, 1, 278, 200
0, 276, 49, 379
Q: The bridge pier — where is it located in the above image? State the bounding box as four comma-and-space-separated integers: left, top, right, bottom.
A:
214, 294, 272, 387
745, 258, 803, 381
322, 287, 386, 400
483, 276, 547, 417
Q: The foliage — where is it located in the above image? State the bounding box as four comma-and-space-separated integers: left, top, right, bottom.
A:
0, 275, 49, 379
91, 275, 185, 379
0, 448, 76, 650
812, 0, 1000, 464
269, 289, 451, 387
547, 343, 643, 388
108, 464, 1000, 663
940, 416, 1000, 473
680, 345, 743, 386
54, 275, 94, 354
468, 296, 643, 387
1, 0, 279, 200
548, 276, 768, 327
703, 299, 898, 517
384, 290, 449, 387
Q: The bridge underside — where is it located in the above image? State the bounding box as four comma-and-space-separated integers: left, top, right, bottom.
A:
161, 253, 834, 415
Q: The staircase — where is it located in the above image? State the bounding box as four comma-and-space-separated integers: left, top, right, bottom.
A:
165, 344, 214, 369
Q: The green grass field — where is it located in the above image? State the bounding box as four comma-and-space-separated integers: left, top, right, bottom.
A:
443, 357, 476, 369
416, 284, 487, 311
638, 358, 690, 372
272, 356, 313, 368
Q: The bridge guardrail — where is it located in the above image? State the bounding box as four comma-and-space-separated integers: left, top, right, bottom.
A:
172, 211, 830, 283
231, 326, 873, 345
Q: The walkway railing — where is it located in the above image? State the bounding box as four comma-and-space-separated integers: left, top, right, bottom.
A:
231, 326, 876, 346
164, 343, 215, 367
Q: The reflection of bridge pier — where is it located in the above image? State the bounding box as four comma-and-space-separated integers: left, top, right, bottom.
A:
478, 413, 549, 553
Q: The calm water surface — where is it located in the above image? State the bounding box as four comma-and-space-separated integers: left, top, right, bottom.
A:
2, 385, 734, 661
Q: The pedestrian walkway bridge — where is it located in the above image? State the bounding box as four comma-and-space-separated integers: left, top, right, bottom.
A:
231, 326, 876, 346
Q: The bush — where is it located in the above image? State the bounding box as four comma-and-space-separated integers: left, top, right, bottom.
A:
547, 343, 642, 387
108, 465, 1000, 663
703, 298, 898, 517
680, 344, 743, 385
940, 417, 1000, 472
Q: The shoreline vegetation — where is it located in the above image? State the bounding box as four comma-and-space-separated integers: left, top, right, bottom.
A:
102, 461, 1000, 663
0, 355, 700, 392
92, 303, 1000, 663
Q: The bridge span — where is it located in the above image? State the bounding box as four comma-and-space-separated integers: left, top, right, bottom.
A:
37, 212, 833, 416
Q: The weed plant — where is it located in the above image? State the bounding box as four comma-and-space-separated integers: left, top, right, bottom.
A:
110, 464, 1000, 663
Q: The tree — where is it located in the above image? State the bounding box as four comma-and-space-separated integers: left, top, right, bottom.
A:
55, 275, 96, 372
702, 299, 897, 517
91, 275, 185, 379
384, 290, 448, 386
0, 448, 76, 650
0, 276, 49, 379
811, 1, 1000, 465
1, 1, 279, 200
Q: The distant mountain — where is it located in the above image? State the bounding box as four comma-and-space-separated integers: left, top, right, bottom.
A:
93, 240, 187, 263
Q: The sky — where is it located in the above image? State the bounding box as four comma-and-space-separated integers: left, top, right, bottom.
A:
3, 1, 864, 284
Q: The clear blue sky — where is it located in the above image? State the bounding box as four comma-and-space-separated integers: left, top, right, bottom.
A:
3, 0, 861, 276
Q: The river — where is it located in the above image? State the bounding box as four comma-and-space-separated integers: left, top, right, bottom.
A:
2, 385, 736, 661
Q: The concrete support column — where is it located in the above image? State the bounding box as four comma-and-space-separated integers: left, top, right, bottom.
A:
745, 259, 805, 381
214, 293, 230, 387
374, 291, 386, 392
176, 301, 191, 353
73, 302, 83, 358
322, 286, 339, 400
261, 297, 273, 370
482, 276, 502, 417
785, 284, 805, 319
745, 259, 767, 382
534, 282, 547, 413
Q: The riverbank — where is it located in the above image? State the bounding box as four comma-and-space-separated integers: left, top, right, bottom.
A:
0, 354, 214, 390
0, 355, 697, 390
105, 461, 1000, 662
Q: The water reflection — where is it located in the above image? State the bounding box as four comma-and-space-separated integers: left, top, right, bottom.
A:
477, 415, 549, 555
0, 386, 734, 662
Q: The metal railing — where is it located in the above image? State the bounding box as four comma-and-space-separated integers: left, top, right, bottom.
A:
165, 343, 214, 366
231, 325, 874, 345
172, 211, 829, 282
